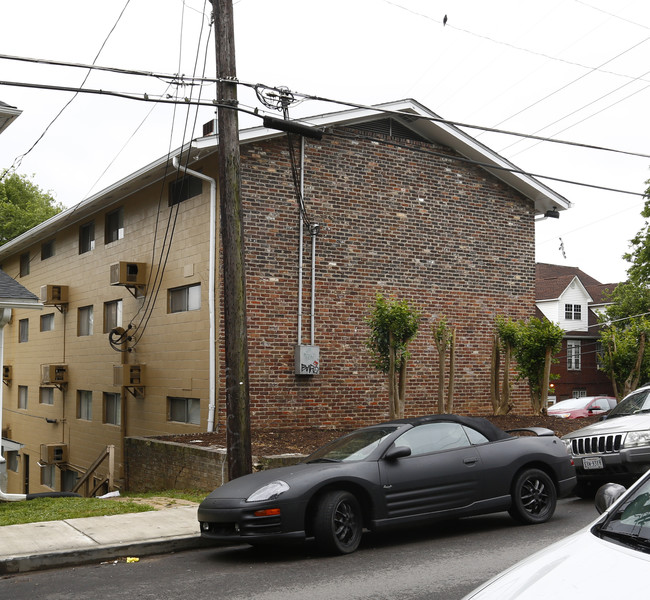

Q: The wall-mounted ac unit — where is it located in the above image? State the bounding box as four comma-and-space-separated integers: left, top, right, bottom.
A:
113, 364, 145, 387
110, 262, 147, 286
41, 364, 68, 385
3, 365, 11, 383
40, 284, 69, 305
40, 443, 68, 464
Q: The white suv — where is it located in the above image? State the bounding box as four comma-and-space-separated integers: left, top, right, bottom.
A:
562, 384, 650, 497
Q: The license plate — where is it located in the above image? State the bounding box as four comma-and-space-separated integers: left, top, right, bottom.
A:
583, 457, 604, 470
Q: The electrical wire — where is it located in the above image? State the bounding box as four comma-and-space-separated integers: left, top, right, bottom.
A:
0, 0, 133, 182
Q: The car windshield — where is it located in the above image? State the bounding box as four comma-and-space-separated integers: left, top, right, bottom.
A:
597, 477, 650, 553
607, 389, 650, 419
306, 427, 398, 463
549, 398, 589, 410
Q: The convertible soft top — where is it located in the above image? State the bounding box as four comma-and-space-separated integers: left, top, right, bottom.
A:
387, 414, 513, 442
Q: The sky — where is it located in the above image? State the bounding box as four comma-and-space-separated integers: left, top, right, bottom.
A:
1, 0, 649, 284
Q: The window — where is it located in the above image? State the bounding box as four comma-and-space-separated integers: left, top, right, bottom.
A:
169, 283, 201, 313
6, 451, 19, 472
18, 318, 28, 343
105, 207, 124, 244
41, 239, 55, 260
79, 221, 95, 254
564, 304, 582, 320
40, 313, 55, 332
78, 390, 93, 420
572, 389, 587, 398
39, 387, 54, 405
19, 252, 30, 277
104, 300, 123, 333
168, 397, 201, 424
41, 463, 55, 488
18, 386, 28, 410
104, 392, 121, 425
567, 340, 582, 370
395, 422, 471, 457
78, 306, 93, 336
61, 469, 78, 492
169, 174, 203, 206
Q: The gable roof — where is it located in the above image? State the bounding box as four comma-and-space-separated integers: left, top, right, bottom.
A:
0, 100, 21, 136
536, 263, 618, 305
0, 99, 571, 259
0, 270, 40, 308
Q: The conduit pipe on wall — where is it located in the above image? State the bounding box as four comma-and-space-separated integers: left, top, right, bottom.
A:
172, 156, 218, 432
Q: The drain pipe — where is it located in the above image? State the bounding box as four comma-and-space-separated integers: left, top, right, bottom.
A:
172, 156, 218, 432
297, 142, 305, 345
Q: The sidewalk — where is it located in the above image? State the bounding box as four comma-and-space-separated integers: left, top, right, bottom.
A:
0, 505, 213, 575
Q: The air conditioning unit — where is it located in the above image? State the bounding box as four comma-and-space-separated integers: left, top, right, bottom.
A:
40, 284, 69, 305
41, 443, 68, 464
3, 365, 11, 383
110, 262, 147, 286
41, 364, 68, 385
113, 364, 145, 387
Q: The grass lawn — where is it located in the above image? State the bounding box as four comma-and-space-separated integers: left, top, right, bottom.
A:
0, 490, 205, 526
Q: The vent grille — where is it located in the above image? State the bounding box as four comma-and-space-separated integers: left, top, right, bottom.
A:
569, 434, 623, 456
352, 118, 427, 143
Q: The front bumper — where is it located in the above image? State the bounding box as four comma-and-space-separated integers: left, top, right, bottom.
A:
197, 497, 306, 544
572, 446, 650, 484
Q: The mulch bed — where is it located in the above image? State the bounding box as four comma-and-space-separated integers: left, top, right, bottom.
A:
156, 414, 599, 456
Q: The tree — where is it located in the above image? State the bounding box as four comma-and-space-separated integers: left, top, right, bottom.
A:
510, 317, 564, 415
366, 294, 420, 419
598, 281, 650, 399
491, 316, 518, 415
432, 318, 456, 414
0, 172, 63, 246
623, 178, 650, 285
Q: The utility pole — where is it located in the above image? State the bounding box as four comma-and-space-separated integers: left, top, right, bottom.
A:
211, 0, 252, 479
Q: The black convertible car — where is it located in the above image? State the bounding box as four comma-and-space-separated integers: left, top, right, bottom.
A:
198, 415, 576, 554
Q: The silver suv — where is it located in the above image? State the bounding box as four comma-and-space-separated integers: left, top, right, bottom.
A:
562, 384, 650, 497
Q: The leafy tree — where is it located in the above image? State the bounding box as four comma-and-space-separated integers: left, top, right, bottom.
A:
510, 317, 564, 415
432, 318, 456, 414
491, 316, 518, 415
0, 172, 63, 246
366, 294, 420, 419
599, 281, 650, 399
623, 178, 650, 285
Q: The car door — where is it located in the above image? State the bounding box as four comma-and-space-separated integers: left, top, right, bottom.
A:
377, 422, 482, 520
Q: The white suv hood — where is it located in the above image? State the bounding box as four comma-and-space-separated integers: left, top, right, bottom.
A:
563, 414, 650, 439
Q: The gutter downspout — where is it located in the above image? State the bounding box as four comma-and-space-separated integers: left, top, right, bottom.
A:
297, 139, 305, 345
172, 156, 218, 432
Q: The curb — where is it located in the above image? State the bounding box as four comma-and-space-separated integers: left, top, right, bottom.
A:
0, 535, 214, 575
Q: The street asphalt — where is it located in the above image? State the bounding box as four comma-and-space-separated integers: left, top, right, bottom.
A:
0, 505, 214, 575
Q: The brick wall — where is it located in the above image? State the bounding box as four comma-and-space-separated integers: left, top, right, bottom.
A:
216, 126, 537, 430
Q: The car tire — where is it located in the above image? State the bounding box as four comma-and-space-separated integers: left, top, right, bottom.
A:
508, 468, 557, 524
313, 490, 363, 555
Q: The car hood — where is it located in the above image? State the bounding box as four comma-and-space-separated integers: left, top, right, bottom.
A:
463, 525, 650, 599
562, 414, 650, 439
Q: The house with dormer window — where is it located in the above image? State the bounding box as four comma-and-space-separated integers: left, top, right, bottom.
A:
536, 263, 617, 401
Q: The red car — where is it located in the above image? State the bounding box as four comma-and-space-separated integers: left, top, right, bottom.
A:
547, 396, 617, 419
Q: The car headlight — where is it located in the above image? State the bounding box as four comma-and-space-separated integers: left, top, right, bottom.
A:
246, 480, 290, 502
623, 430, 650, 448
563, 439, 573, 454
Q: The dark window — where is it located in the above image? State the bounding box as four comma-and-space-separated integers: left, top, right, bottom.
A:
104, 392, 121, 425
169, 284, 201, 313
168, 397, 200, 424
19, 252, 30, 277
19, 318, 28, 343
105, 207, 124, 244
41, 240, 55, 260
565, 304, 582, 320
79, 221, 95, 254
169, 175, 203, 206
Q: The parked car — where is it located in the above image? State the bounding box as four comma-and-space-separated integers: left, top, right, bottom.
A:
461, 469, 650, 599
198, 414, 576, 554
547, 396, 617, 419
562, 385, 650, 497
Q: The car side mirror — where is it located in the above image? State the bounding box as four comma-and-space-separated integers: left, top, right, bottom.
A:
595, 483, 626, 514
384, 446, 411, 461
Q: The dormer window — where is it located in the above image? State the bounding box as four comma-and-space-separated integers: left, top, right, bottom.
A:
564, 304, 582, 320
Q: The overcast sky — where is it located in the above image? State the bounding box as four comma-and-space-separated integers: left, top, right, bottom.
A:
1, 0, 649, 284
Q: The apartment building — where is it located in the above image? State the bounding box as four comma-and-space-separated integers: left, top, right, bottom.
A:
0, 100, 570, 494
